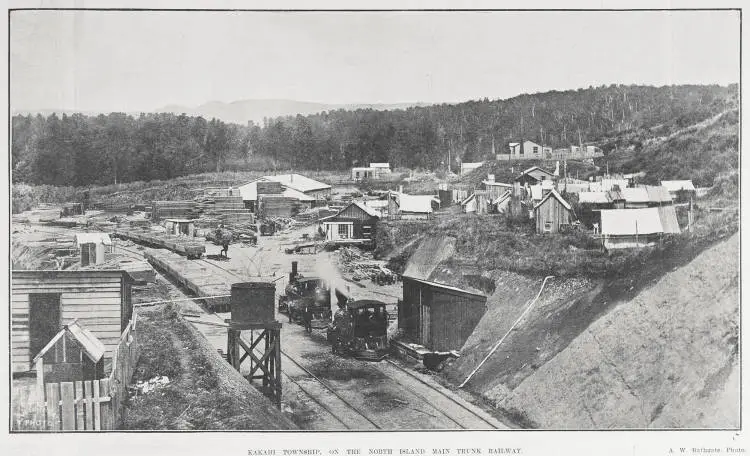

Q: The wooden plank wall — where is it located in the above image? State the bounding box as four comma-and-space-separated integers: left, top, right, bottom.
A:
430, 289, 487, 352
12, 272, 126, 373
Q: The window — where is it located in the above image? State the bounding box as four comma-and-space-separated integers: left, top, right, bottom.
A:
533, 146, 539, 154
544, 221, 553, 232
338, 224, 350, 239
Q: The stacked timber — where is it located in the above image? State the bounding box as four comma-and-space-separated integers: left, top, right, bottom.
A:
113, 228, 206, 258
194, 195, 254, 224
256, 181, 284, 195
258, 195, 307, 219
144, 249, 233, 312
151, 201, 197, 222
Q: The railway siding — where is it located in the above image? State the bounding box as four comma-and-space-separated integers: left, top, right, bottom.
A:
144, 249, 233, 311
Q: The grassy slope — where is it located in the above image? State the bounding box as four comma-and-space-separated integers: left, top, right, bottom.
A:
123, 303, 296, 430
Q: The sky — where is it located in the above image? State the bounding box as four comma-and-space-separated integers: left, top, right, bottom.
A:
10, 9, 741, 112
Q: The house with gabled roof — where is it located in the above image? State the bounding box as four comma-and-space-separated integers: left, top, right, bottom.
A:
320, 201, 380, 243
515, 166, 556, 186
534, 189, 574, 234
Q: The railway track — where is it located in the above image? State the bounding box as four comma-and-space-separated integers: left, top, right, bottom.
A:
116, 235, 504, 429
278, 349, 381, 430
382, 359, 501, 429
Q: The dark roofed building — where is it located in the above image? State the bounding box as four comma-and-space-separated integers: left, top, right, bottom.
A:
515, 166, 556, 186
320, 201, 380, 243
400, 236, 488, 352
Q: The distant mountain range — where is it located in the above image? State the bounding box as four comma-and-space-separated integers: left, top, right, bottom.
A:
14, 99, 432, 125
154, 99, 432, 125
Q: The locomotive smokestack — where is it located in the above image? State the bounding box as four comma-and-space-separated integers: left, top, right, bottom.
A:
290, 261, 298, 283
335, 288, 349, 307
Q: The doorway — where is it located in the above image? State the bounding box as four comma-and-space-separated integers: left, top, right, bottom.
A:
29, 293, 61, 361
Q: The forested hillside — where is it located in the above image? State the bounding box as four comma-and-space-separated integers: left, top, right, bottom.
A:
12, 84, 737, 187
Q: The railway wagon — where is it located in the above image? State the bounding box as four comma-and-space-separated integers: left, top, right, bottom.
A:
113, 228, 205, 259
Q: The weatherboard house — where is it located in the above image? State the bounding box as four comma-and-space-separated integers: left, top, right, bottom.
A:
515, 166, 556, 186
506, 140, 553, 160
320, 201, 380, 243
399, 236, 488, 353
534, 189, 574, 234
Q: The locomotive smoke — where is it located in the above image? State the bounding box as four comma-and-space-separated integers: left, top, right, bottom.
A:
313, 252, 349, 320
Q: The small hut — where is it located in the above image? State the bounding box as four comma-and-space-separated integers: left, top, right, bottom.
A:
74, 232, 112, 266
33, 320, 106, 385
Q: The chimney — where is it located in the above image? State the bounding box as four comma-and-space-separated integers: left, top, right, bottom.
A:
399, 185, 403, 194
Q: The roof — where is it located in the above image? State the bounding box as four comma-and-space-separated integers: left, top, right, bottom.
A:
74, 232, 112, 246
461, 162, 484, 168
369, 163, 390, 169
32, 320, 106, 364
403, 236, 456, 281
534, 189, 573, 211
347, 299, 388, 310
397, 193, 438, 213
578, 192, 610, 204
265, 174, 331, 193
492, 191, 512, 205
657, 206, 681, 234
508, 142, 520, 147
164, 218, 194, 223
238, 179, 316, 202
661, 180, 696, 192
482, 180, 512, 188
363, 199, 388, 208
621, 187, 650, 203
460, 193, 475, 206
348, 201, 381, 218
600, 208, 664, 236
321, 201, 381, 222
521, 166, 555, 177
644, 185, 673, 203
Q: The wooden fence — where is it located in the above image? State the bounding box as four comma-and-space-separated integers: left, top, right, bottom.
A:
12, 314, 140, 431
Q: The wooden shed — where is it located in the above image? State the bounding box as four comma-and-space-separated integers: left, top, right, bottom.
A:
534, 189, 574, 234
11, 270, 133, 374
399, 236, 488, 352
32, 320, 106, 384
321, 201, 380, 241
74, 232, 112, 266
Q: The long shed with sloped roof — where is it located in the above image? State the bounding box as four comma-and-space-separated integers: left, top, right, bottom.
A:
400, 236, 488, 352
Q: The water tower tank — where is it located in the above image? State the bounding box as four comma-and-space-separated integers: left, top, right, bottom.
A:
230, 281, 276, 324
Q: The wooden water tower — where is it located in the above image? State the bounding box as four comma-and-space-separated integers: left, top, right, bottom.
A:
225, 280, 282, 407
